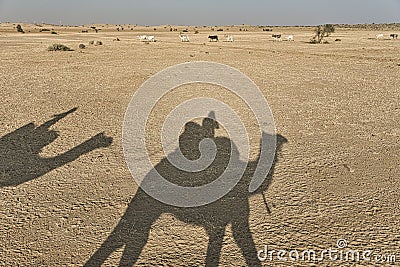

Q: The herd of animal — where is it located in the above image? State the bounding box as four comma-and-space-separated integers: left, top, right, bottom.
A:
376, 33, 398, 39
137, 33, 399, 43
138, 33, 293, 43
138, 34, 235, 43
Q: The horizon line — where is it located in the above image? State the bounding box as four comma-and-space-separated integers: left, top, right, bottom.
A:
2, 21, 400, 28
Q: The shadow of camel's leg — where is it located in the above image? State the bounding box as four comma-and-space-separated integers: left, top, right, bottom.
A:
85, 192, 160, 267
232, 215, 261, 267
205, 226, 226, 267
119, 237, 147, 267
84, 229, 125, 267
116, 212, 158, 267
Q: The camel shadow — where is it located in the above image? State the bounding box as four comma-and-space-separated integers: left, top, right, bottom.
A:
85, 116, 287, 267
0, 108, 113, 187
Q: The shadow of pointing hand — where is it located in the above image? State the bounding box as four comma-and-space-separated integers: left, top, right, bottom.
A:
80, 132, 113, 150
0, 108, 113, 187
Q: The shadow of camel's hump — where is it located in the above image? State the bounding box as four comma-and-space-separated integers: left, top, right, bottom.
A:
85, 119, 287, 267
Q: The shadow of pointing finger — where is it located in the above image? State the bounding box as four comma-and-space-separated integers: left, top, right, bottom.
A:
0, 108, 113, 187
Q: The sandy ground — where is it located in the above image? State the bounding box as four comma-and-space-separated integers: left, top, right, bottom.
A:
0, 24, 399, 266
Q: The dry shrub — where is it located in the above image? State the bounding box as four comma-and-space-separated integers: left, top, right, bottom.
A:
47, 44, 73, 51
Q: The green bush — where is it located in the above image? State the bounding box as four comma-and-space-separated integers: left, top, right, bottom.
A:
16, 24, 24, 33
311, 24, 335, 43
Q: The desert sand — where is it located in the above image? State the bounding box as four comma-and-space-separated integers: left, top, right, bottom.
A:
0, 23, 399, 266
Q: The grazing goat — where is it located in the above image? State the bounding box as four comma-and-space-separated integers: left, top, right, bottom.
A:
139, 35, 149, 42
390, 34, 398, 39
139, 35, 155, 42
208, 35, 219, 42
179, 34, 190, 42
376, 34, 384, 40
224, 35, 234, 42
272, 34, 282, 41
286, 35, 294, 41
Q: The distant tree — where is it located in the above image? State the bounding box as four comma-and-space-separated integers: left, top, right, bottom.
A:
311, 24, 335, 43
16, 24, 24, 33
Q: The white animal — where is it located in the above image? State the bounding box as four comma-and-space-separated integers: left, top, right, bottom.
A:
287, 35, 294, 41
139, 35, 155, 42
376, 34, 384, 40
179, 34, 190, 42
224, 35, 234, 42
139, 35, 149, 42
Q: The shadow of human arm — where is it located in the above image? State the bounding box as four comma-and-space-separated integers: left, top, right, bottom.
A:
0, 108, 112, 187
49, 132, 112, 168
